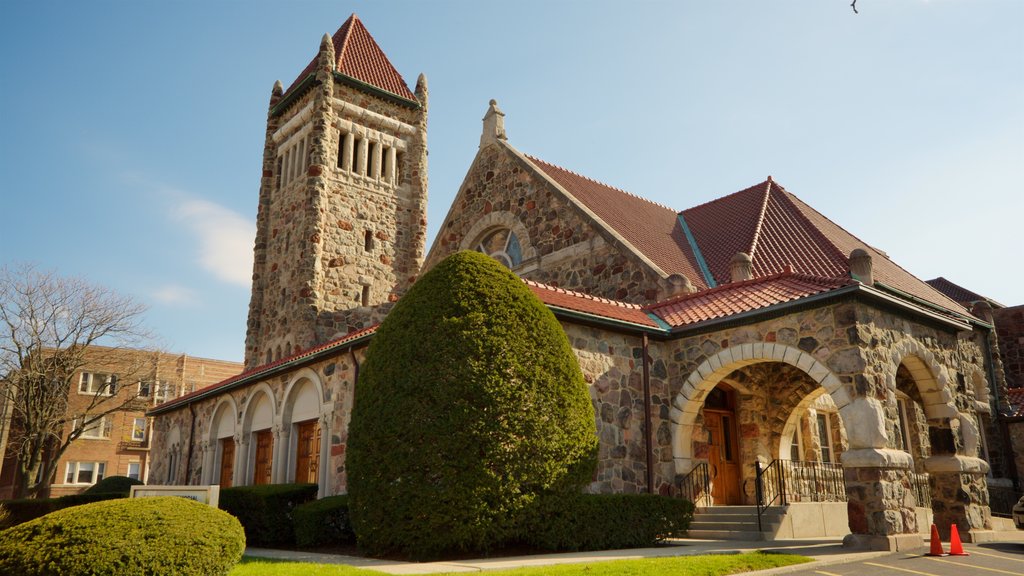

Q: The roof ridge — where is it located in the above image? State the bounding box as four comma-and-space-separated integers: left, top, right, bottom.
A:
522, 278, 644, 310
645, 269, 851, 310
680, 178, 772, 215
747, 178, 774, 260
335, 13, 357, 70
523, 153, 678, 214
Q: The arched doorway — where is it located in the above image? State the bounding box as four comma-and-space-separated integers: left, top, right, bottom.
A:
704, 384, 741, 504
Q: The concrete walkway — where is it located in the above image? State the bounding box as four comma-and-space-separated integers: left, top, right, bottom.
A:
244, 537, 897, 574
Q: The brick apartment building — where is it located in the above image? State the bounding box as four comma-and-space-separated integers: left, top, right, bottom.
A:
0, 347, 240, 498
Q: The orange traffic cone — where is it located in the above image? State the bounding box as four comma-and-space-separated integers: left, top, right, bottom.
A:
948, 524, 969, 556
926, 524, 947, 556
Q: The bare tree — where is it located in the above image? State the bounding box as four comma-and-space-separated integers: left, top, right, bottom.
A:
0, 264, 153, 497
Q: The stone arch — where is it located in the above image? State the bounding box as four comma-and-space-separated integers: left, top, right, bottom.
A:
280, 368, 332, 494
671, 343, 847, 474
204, 396, 240, 486
241, 383, 278, 433
459, 211, 537, 266
240, 383, 278, 486
779, 388, 828, 460
889, 339, 957, 419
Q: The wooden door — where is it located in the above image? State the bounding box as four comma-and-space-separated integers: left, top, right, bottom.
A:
294, 419, 321, 484
253, 429, 273, 485
219, 438, 235, 488
705, 410, 741, 505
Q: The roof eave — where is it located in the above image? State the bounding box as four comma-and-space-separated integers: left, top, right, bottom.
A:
272, 72, 419, 118
147, 330, 375, 416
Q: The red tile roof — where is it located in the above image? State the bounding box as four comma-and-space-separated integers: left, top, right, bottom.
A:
150, 324, 378, 414
681, 179, 851, 285
647, 270, 854, 327
525, 280, 659, 328
525, 155, 709, 290
1007, 387, 1024, 418
284, 14, 417, 102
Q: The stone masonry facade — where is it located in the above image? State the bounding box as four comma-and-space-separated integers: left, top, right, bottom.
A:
244, 35, 428, 369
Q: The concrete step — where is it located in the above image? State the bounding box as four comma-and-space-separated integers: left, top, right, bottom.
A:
686, 529, 766, 541
694, 512, 783, 523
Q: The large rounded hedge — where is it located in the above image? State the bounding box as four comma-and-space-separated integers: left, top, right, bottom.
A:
0, 496, 245, 575
347, 250, 598, 559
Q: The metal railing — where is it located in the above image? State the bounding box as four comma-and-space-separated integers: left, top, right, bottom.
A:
910, 472, 931, 508
679, 461, 712, 507
755, 459, 847, 531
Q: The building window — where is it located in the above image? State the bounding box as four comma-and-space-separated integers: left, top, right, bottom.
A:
368, 141, 378, 177
166, 449, 179, 484
138, 380, 152, 397
361, 285, 370, 307
476, 228, 523, 268
816, 413, 834, 463
127, 462, 141, 481
65, 461, 106, 485
78, 372, 118, 396
896, 396, 912, 452
352, 136, 364, 175
337, 130, 348, 169
154, 381, 176, 405
131, 418, 147, 442
364, 230, 374, 252
395, 151, 404, 184
789, 418, 804, 461
76, 416, 111, 439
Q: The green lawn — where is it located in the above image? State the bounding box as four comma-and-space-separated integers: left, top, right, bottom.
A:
230, 552, 811, 576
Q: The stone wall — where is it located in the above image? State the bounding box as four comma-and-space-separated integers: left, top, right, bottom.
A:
994, 305, 1024, 388
244, 35, 427, 369
150, 346, 366, 495
425, 142, 667, 304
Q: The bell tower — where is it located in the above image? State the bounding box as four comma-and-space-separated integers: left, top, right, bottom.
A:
244, 14, 428, 369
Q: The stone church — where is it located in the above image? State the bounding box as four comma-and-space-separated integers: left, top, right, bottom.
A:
149, 14, 1012, 550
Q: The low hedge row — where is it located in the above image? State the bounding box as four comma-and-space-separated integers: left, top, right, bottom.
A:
516, 493, 695, 551
1, 491, 127, 528
293, 495, 354, 548
218, 483, 317, 547
0, 496, 245, 575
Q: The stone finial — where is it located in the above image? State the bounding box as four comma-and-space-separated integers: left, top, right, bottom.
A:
318, 33, 336, 74
849, 248, 873, 286
664, 273, 694, 299
270, 80, 284, 107
415, 73, 428, 104
730, 252, 753, 283
480, 99, 507, 148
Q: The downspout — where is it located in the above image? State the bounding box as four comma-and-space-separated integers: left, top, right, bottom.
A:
185, 402, 197, 484
642, 333, 654, 494
349, 348, 360, 407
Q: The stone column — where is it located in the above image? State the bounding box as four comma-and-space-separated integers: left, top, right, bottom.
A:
232, 433, 244, 487
371, 140, 382, 180
386, 146, 397, 184
839, 396, 923, 551
924, 419, 994, 542
342, 132, 354, 172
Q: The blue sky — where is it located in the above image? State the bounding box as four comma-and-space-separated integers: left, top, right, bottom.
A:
1, 1, 1021, 363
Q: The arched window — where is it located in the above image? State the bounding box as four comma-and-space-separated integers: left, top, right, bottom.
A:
476, 228, 522, 268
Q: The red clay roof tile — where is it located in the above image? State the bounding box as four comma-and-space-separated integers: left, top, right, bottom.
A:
646, 271, 853, 327
284, 14, 417, 102
1007, 387, 1024, 418
525, 154, 708, 290
524, 279, 659, 328
926, 277, 1002, 308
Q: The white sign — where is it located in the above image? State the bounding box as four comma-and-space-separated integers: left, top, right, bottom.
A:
130, 485, 221, 508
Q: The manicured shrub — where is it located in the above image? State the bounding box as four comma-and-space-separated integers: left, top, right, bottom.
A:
293, 495, 354, 548
517, 493, 694, 551
83, 475, 143, 494
0, 496, 244, 575
347, 250, 598, 559
219, 483, 317, 547
0, 492, 125, 528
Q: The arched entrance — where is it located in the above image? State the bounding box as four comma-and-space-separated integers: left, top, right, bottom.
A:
704, 384, 741, 504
